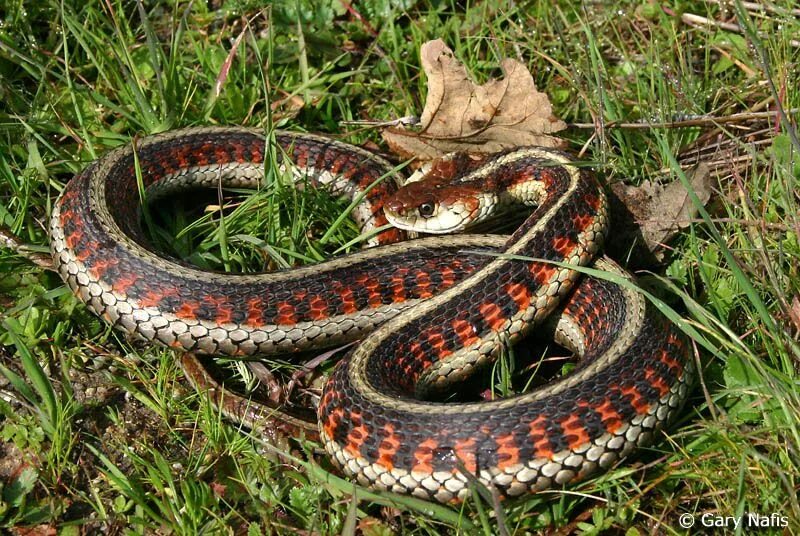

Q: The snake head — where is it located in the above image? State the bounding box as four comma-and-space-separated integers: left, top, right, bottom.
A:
384, 173, 493, 234
385, 179, 442, 223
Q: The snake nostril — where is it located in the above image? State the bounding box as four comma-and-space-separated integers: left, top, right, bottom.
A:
385, 198, 403, 213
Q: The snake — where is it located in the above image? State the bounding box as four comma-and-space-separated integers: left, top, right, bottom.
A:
49, 127, 692, 503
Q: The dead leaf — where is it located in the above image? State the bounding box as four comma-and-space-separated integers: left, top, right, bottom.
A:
270, 93, 304, 121
639, 163, 713, 247
608, 163, 713, 265
382, 39, 567, 160
13, 526, 57, 536
210, 481, 227, 498
358, 516, 395, 536
790, 296, 800, 333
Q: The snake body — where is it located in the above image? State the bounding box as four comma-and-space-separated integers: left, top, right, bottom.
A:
49, 127, 692, 503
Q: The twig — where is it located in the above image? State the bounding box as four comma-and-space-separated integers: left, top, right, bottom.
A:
341, 116, 420, 128
669, 8, 800, 48
704, 0, 800, 18
640, 217, 793, 232
0, 225, 54, 270
680, 126, 774, 155
246, 361, 283, 405
339, 1, 378, 37
284, 342, 357, 399
682, 11, 743, 32
569, 109, 798, 130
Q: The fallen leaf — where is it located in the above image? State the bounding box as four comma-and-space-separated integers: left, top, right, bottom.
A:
790, 296, 800, 334
210, 481, 227, 498
358, 516, 395, 536
13, 526, 57, 536
382, 39, 567, 160
639, 162, 713, 247
246, 361, 283, 405
608, 163, 713, 265
270, 93, 305, 121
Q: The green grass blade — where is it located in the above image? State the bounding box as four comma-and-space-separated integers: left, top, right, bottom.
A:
2, 320, 58, 432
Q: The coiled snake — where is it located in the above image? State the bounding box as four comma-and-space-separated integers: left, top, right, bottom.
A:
49, 127, 692, 503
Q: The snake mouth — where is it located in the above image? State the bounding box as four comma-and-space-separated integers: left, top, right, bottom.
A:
384, 206, 468, 234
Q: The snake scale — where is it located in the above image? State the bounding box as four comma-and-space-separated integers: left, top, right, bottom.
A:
49, 127, 692, 503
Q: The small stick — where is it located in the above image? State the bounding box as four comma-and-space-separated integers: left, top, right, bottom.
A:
682, 11, 743, 32
284, 341, 357, 398
671, 9, 800, 48
704, 0, 800, 18
640, 217, 794, 232
0, 225, 54, 270
569, 109, 798, 130
339, 0, 378, 36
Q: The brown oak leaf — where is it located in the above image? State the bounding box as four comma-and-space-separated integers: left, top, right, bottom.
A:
608, 163, 713, 266
382, 39, 567, 160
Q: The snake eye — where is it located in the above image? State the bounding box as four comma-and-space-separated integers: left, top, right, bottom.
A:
418, 202, 436, 218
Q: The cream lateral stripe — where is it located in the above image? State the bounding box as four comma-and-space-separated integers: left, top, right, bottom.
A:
449, 148, 573, 186
550, 314, 586, 357
346, 149, 590, 408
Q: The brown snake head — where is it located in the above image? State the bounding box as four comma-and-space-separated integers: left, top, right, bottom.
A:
384, 150, 550, 234
384, 175, 490, 234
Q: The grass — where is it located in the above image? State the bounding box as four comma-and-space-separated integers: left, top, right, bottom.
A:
0, 0, 799, 533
